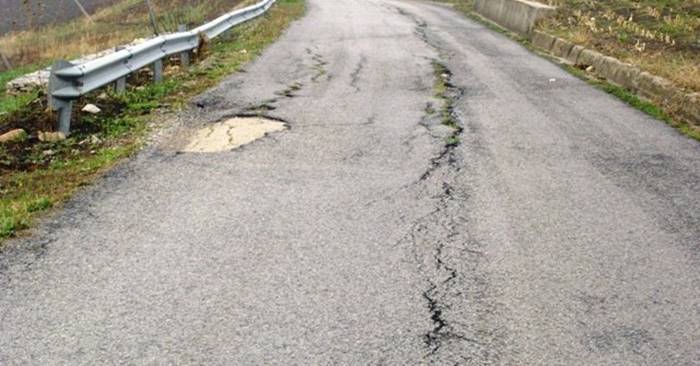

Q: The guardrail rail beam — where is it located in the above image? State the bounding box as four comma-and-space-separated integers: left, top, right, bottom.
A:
48, 0, 277, 133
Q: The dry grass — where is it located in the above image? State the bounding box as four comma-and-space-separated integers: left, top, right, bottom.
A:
0, 0, 306, 241
433, 0, 699, 93
539, 0, 700, 92
0, 0, 257, 68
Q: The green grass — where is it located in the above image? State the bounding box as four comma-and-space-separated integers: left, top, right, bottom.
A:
434, 0, 699, 141
432, 61, 463, 146
436, 0, 699, 92
539, 0, 700, 93
0, 66, 43, 118
0, 146, 132, 238
564, 64, 700, 141
0, 0, 306, 242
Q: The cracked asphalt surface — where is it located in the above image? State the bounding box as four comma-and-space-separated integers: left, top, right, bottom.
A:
2, 0, 700, 364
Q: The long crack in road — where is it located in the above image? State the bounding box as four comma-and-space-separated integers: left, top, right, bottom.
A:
1, 0, 699, 364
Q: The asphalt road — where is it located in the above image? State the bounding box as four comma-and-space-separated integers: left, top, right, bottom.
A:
2, 0, 700, 364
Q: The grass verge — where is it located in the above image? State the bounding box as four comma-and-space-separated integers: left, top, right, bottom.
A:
540, 0, 700, 93
436, 0, 700, 93
564, 64, 700, 141
432, 0, 699, 142
0, 0, 306, 241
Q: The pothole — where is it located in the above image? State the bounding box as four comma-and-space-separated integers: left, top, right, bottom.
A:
182, 117, 287, 153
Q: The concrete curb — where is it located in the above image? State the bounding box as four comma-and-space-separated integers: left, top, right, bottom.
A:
473, 0, 698, 129
474, 0, 554, 36
530, 30, 699, 128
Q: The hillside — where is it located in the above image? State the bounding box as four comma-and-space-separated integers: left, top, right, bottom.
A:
0, 0, 120, 35
0, 0, 248, 69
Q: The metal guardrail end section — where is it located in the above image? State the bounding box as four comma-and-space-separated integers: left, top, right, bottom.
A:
49, 60, 79, 135
48, 0, 277, 134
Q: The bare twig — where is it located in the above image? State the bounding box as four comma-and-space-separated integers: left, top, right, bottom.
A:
71, 0, 94, 23
145, 0, 160, 35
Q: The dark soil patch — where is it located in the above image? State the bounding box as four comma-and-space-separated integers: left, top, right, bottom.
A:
0, 92, 127, 173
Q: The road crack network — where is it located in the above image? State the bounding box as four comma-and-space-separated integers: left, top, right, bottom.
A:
387, 6, 504, 363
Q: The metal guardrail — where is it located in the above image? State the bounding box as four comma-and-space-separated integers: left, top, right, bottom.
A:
49, 0, 277, 135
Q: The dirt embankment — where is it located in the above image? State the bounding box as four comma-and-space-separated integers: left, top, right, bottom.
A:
0, 0, 120, 35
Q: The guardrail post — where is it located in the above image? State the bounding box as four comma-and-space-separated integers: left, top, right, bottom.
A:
49, 60, 76, 135
116, 75, 127, 93
153, 59, 163, 83
39, 0, 276, 135
178, 25, 191, 69
115, 46, 127, 93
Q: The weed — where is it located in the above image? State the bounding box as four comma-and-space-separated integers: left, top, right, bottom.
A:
432, 61, 464, 150
433, 0, 699, 140
0, 0, 306, 242
539, 0, 700, 92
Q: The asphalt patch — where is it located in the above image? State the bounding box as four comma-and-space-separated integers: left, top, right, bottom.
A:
182, 117, 287, 153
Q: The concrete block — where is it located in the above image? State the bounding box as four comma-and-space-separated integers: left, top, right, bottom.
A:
678, 93, 700, 127
475, 0, 555, 36
599, 57, 625, 82
612, 63, 641, 91
593, 55, 617, 77
551, 37, 574, 59
566, 45, 584, 64
531, 30, 556, 51
636, 72, 678, 103
577, 49, 602, 68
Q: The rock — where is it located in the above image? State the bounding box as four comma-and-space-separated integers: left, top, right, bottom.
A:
0, 129, 28, 144
38, 131, 67, 142
82, 104, 101, 114
89, 134, 102, 145
43, 149, 55, 156
97, 92, 109, 101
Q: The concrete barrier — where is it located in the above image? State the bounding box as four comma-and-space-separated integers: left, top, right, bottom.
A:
474, 0, 555, 36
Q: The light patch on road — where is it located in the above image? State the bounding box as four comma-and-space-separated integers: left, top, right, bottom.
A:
183, 117, 286, 153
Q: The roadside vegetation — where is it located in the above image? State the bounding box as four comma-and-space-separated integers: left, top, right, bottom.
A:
540, 0, 700, 93
438, 0, 699, 93
0, 0, 305, 241
432, 61, 462, 147
435, 0, 699, 140
0, 0, 261, 68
